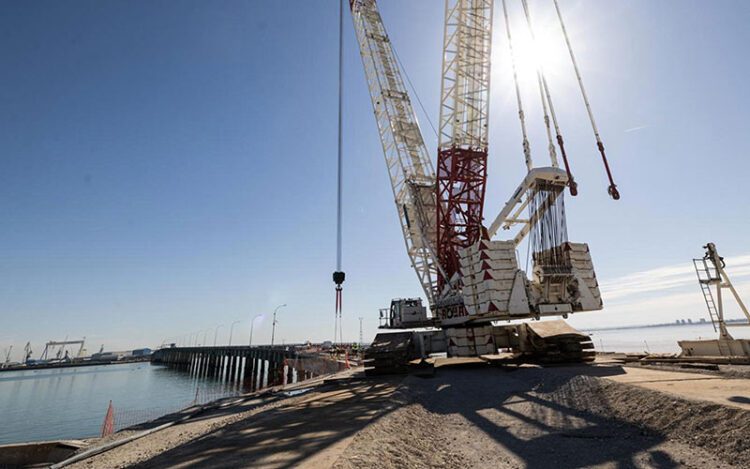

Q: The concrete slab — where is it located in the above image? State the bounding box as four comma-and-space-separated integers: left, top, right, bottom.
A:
605, 366, 750, 410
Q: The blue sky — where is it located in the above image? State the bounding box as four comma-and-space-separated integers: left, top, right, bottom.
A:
2, 0, 750, 359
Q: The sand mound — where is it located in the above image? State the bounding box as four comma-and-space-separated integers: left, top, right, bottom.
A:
542, 375, 750, 467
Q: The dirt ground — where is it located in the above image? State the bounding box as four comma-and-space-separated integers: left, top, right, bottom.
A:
68, 362, 750, 469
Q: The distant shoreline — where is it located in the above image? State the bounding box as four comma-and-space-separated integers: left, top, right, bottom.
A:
0, 357, 150, 373
583, 318, 748, 332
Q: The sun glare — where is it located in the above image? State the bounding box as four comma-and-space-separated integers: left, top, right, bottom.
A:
509, 15, 567, 84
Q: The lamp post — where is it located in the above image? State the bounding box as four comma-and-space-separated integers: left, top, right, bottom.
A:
249, 314, 262, 346
359, 317, 364, 348
228, 320, 241, 346
270, 304, 287, 347
213, 324, 224, 346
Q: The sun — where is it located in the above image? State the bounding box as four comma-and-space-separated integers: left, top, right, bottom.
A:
500, 1, 569, 86
510, 17, 566, 83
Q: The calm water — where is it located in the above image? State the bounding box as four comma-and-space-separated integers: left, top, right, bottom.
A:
0, 362, 240, 445
2, 324, 748, 445
585, 322, 750, 354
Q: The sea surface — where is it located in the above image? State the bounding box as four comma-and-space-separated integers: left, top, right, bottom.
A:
584, 322, 750, 354
2, 323, 749, 445
0, 362, 241, 445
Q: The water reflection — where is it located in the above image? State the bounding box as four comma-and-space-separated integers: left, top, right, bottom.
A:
0, 362, 239, 445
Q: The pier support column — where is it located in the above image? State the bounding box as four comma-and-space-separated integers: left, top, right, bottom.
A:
231, 353, 238, 382
237, 354, 243, 383
228, 353, 233, 381
269, 356, 279, 387
236, 353, 242, 383
286, 359, 293, 385
209, 353, 217, 379
295, 358, 305, 383
242, 352, 252, 391
276, 357, 284, 386
261, 355, 267, 389
250, 352, 258, 391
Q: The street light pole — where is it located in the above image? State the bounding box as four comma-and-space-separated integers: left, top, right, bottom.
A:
249, 314, 262, 346
213, 324, 224, 346
270, 304, 287, 347
228, 320, 241, 346
359, 317, 364, 348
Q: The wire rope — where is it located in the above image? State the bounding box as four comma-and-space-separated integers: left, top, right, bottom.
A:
521, 0, 577, 194
392, 44, 439, 140
334, 0, 345, 345
552, 0, 619, 199
519, 0, 557, 169
502, 0, 533, 171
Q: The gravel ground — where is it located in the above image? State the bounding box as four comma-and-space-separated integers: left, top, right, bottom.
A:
65, 363, 750, 468
333, 365, 744, 469
543, 373, 750, 467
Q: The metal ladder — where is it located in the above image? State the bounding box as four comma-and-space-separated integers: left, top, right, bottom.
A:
693, 258, 720, 332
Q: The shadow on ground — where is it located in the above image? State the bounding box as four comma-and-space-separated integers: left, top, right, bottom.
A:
729, 395, 750, 404
410, 363, 681, 469
127, 363, 707, 469
129, 378, 402, 469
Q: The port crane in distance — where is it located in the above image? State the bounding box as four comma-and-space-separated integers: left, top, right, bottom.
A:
348, 0, 615, 374
24, 342, 33, 364
2, 346, 12, 367
38, 339, 86, 363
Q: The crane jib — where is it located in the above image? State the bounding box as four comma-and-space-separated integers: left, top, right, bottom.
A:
349, 0, 440, 302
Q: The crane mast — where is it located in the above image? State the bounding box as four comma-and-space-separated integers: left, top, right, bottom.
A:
349, 0, 441, 302
436, 0, 493, 290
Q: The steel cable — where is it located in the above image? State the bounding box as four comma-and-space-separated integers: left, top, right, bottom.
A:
552, 0, 619, 199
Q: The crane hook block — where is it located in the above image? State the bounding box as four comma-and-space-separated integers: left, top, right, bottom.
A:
333, 271, 346, 286
569, 180, 579, 196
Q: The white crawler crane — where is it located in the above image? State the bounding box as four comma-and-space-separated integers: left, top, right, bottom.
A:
349, 0, 617, 373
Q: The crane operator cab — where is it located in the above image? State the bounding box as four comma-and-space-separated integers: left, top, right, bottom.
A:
380, 298, 431, 329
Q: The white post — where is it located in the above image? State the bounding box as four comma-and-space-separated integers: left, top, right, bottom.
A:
213, 324, 223, 346
271, 304, 287, 347
249, 314, 262, 346
229, 320, 241, 346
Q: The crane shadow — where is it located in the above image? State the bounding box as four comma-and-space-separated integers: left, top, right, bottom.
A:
410, 363, 680, 469
128, 377, 404, 469
125, 364, 687, 469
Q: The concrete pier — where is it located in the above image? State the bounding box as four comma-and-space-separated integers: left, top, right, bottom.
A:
153, 346, 342, 390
